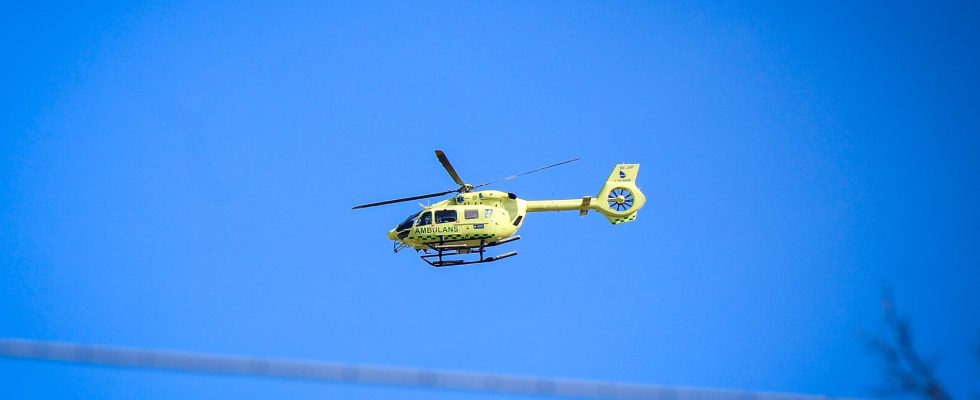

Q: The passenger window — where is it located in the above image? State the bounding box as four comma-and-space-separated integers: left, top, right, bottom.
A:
417, 212, 433, 226
464, 209, 479, 220
435, 210, 457, 223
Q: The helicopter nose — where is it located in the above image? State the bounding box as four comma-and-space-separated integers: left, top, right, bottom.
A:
387, 229, 398, 240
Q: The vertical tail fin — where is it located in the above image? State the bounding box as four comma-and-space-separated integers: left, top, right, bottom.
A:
595, 164, 646, 224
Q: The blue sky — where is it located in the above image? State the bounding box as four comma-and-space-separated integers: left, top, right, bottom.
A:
2, 1, 978, 398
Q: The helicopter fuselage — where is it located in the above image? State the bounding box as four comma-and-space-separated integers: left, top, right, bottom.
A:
387, 190, 526, 250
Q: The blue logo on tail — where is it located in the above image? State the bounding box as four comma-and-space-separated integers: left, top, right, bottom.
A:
619, 171, 626, 179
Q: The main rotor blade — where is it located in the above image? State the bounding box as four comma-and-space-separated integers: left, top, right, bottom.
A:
352, 190, 455, 209
472, 157, 581, 189
435, 150, 467, 188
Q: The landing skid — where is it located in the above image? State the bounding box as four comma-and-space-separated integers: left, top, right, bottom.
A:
420, 236, 520, 267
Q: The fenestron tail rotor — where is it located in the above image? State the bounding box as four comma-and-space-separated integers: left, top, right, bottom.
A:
607, 187, 635, 212
352, 150, 578, 210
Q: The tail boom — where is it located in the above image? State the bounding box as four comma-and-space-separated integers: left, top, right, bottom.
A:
524, 164, 646, 224
525, 198, 592, 212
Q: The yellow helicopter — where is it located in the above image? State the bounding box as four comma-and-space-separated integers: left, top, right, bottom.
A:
353, 150, 646, 267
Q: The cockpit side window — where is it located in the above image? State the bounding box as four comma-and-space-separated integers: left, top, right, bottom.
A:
435, 210, 457, 223
417, 212, 433, 226
396, 212, 420, 232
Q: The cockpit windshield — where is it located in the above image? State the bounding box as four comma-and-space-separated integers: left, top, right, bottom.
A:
396, 211, 420, 232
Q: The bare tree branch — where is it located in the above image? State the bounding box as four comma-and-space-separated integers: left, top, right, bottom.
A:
861, 289, 951, 400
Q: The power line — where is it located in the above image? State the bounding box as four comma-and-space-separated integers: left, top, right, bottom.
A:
0, 338, 855, 400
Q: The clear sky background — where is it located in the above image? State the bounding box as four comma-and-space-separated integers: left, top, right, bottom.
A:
2, 1, 978, 399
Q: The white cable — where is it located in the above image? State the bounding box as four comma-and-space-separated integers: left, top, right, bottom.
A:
0, 338, 857, 400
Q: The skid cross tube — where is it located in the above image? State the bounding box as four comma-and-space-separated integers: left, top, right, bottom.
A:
419, 236, 521, 267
